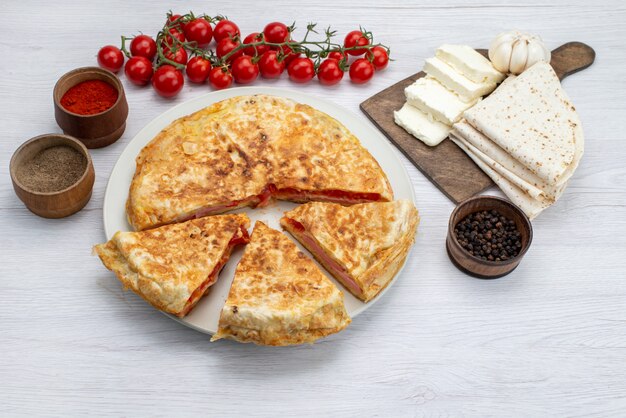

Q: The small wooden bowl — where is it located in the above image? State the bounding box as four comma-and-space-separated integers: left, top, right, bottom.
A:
446, 195, 533, 279
53, 67, 129, 149
10, 134, 95, 218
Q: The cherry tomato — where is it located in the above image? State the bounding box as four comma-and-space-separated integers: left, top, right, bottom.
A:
344, 30, 369, 56
184, 18, 213, 48
162, 27, 186, 48
287, 57, 315, 83
124, 56, 153, 86
208, 67, 233, 89
167, 13, 186, 30
231, 55, 259, 84
163, 47, 188, 65
349, 58, 374, 84
97, 45, 124, 73
152, 65, 184, 98
213, 20, 240, 42
317, 59, 344, 86
130, 35, 157, 61
277, 44, 300, 66
263, 22, 290, 43
367, 46, 389, 71
258, 50, 285, 78
242, 33, 269, 57
327, 50, 345, 61
186, 56, 211, 83
216, 38, 243, 62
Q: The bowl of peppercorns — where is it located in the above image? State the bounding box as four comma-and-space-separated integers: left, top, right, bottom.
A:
446, 195, 533, 279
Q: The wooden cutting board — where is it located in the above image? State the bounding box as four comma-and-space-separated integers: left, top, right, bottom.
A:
360, 42, 595, 203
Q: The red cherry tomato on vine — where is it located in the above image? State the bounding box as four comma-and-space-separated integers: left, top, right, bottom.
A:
276, 44, 300, 66
186, 56, 211, 83
125, 56, 153, 86
208, 67, 233, 89
344, 30, 369, 56
349, 58, 374, 84
242, 33, 269, 57
130, 35, 157, 61
327, 50, 345, 61
258, 50, 285, 78
288, 57, 315, 83
161, 27, 186, 49
317, 59, 344, 86
184, 19, 213, 48
163, 47, 188, 65
263, 22, 290, 43
167, 14, 186, 30
216, 38, 243, 62
367, 46, 389, 70
152, 65, 184, 98
97, 45, 124, 73
213, 20, 240, 42
231, 55, 259, 84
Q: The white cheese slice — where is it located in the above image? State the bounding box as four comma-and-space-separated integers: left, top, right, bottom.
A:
435, 44, 505, 84
405, 77, 478, 125
394, 103, 451, 147
424, 57, 496, 102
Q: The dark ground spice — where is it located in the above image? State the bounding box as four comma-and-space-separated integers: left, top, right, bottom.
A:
16, 146, 87, 193
454, 209, 522, 262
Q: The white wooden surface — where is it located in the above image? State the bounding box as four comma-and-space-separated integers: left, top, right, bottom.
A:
1, 1, 625, 416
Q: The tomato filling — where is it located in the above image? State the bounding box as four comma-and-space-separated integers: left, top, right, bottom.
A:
178, 226, 250, 317
283, 218, 363, 297
179, 185, 383, 225
273, 187, 383, 204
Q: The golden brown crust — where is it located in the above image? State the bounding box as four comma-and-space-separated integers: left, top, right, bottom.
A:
93, 214, 250, 316
127, 95, 393, 231
280, 200, 419, 302
211, 221, 351, 346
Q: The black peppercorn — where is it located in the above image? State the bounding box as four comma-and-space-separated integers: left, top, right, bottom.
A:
454, 209, 522, 261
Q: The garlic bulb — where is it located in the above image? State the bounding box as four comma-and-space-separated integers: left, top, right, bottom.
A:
488, 31, 551, 75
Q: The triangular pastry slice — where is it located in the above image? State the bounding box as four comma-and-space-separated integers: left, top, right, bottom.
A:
211, 221, 350, 346
94, 214, 250, 317
280, 200, 419, 302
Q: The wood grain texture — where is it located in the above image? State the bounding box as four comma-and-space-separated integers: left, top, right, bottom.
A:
1, 1, 626, 417
360, 42, 596, 203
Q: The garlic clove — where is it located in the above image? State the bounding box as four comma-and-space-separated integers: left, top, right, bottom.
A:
490, 41, 514, 73
509, 40, 529, 75
489, 31, 518, 57
526, 40, 550, 68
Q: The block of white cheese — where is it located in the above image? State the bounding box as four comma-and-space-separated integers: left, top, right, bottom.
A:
394, 103, 451, 147
424, 57, 496, 102
435, 44, 505, 84
405, 77, 479, 125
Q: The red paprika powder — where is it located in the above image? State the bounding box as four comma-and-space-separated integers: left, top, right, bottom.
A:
60, 80, 118, 115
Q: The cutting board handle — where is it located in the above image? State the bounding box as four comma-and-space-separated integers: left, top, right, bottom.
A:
550, 42, 595, 80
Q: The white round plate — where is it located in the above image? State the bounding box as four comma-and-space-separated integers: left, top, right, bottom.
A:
103, 86, 416, 335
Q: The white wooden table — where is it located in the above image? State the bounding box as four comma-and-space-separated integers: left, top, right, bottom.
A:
2, 1, 625, 416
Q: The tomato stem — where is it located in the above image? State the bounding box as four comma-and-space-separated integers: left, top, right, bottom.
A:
122, 12, 390, 73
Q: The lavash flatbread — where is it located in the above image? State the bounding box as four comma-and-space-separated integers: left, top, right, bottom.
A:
449, 134, 547, 219
463, 62, 584, 185
453, 121, 566, 201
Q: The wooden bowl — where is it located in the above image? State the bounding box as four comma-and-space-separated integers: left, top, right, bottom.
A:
446, 195, 533, 279
53, 67, 129, 148
10, 134, 95, 218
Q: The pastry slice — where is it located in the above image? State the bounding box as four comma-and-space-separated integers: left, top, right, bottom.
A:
94, 214, 250, 317
280, 200, 419, 302
211, 221, 350, 346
